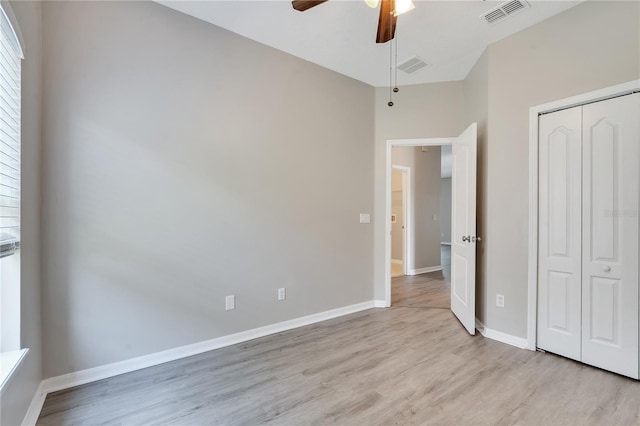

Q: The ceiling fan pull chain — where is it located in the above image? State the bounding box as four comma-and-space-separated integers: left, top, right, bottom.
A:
388, 10, 394, 107
393, 27, 399, 94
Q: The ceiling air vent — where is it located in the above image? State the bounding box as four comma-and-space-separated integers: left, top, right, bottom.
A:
481, 0, 530, 24
397, 56, 429, 75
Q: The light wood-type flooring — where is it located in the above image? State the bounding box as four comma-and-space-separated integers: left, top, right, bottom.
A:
392, 270, 450, 309
38, 260, 640, 425
392, 245, 451, 309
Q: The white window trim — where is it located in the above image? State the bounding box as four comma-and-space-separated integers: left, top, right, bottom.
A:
0, 348, 28, 393
0, 1, 26, 392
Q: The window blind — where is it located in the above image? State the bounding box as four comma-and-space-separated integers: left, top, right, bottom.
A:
0, 7, 21, 258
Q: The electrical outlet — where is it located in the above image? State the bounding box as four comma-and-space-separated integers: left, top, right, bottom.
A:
496, 294, 505, 308
225, 295, 235, 310
277, 288, 286, 301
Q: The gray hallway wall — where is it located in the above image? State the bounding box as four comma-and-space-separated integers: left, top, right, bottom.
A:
439, 178, 451, 244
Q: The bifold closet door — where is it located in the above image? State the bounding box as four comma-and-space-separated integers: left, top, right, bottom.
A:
581, 93, 639, 379
537, 106, 583, 361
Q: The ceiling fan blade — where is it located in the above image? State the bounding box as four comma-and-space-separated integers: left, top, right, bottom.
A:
376, 0, 397, 43
291, 0, 329, 12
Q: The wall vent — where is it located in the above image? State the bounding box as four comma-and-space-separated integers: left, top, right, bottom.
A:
397, 56, 429, 75
481, 0, 530, 24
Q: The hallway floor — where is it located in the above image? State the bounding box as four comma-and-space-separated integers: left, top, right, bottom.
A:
392, 245, 451, 309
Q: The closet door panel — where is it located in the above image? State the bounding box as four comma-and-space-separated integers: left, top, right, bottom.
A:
582, 93, 639, 379
537, 106, 583, 360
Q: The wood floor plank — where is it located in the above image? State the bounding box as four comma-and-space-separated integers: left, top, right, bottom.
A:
37, 277, 640, 425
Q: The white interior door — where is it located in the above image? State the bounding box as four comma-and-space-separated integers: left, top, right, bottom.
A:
451, 123, 477, 335
581, 93, 639, 379
537, 106, 583, 361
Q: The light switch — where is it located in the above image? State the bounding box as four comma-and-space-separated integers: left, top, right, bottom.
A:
359, 213, 371, 224
433, 214, 438, 221
225, 295, 235, 311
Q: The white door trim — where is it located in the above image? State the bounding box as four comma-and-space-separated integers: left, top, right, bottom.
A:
385, 138, 455, 307
527, 79, 640, 351
392, 165, 411, 275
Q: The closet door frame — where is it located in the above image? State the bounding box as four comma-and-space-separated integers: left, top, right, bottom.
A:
527, 79, 640, 352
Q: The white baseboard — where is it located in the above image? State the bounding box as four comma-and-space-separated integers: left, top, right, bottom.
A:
391, 259, 403, 265
373, 300, 388, 308
408, 265, 442, 276
21, 382, 46, 426
441, 242, 451, 246
21, 300, 378, 425
475, 318, 528, 349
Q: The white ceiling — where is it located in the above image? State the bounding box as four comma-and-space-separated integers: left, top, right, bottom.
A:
157, 0, 581, 87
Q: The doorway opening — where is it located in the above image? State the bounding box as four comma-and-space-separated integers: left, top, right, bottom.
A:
390, 147, 452, 310
384, 123, 478, 335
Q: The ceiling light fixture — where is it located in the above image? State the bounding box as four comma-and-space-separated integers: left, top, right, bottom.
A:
292, 0, 404, 44
392, 0, 415, 16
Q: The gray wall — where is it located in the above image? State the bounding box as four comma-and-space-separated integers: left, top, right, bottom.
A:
439, 178, 451, 244
40, 1, 374, 378
0, 1, 42, 425
374, 82, 466, 298
392, 146, 442, 271
482, 0, 640, 337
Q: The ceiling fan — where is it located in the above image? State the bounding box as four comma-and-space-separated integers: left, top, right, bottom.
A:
291, 0, 414, 44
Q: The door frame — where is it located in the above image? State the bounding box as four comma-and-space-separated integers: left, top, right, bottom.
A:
527, 79, 640, 351
391, 165, 411, 276
385, 137, 454, 307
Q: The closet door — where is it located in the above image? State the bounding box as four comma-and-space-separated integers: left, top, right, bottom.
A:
537, 106, 583, 361
582, 93, 640, 379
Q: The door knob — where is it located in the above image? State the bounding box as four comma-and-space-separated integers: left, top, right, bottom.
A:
462, 235, 481, 243
603, 265, 611, 272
